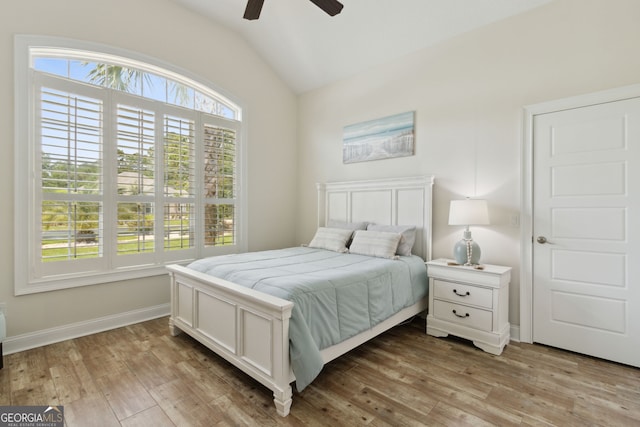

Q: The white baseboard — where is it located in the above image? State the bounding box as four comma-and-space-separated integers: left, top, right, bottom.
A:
0, 307, 523, 356
510, 324, 521, 342
1, 303, 170, 355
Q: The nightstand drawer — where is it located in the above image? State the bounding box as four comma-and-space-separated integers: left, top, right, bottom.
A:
433, 279, 492, 309
433, 300, 492, 331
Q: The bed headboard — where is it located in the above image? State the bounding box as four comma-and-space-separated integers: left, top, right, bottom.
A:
316, 175, 434, 261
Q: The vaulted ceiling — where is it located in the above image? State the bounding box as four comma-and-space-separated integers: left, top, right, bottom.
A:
172, 0, 552, 93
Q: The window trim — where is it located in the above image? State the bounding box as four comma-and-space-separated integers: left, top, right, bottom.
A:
14, 35, 248, 295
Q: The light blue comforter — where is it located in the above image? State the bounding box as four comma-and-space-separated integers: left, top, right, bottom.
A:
187, 246, 428, 391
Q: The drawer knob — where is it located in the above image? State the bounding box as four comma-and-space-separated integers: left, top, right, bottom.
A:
453, 289, 470, 297
452, 309, 470, 318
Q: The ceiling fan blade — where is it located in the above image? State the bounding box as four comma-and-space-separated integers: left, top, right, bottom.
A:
308, 0, 344, 16
243, 0, 265, 20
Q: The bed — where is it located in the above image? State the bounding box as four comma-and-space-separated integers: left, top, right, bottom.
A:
166, 175, 434, 416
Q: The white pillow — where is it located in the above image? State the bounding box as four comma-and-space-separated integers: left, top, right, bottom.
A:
367, 224, 416, 256
307, 227, 353, 253
349, 230, 401, 259
326, 220, 368, 247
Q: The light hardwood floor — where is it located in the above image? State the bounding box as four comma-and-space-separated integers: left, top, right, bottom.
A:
1, 316, 639, 426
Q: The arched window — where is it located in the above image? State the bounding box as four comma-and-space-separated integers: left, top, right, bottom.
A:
14, 36, 246, 294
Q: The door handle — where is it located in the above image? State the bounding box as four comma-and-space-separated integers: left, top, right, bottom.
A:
537, 236, 548, 244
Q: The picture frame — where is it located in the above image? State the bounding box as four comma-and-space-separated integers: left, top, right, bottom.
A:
343, 111, 415, 164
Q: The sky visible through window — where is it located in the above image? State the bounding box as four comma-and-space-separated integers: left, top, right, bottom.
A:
33, 57, 237, 119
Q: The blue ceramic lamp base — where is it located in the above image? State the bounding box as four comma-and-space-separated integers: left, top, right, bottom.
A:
453, 230, 481, 266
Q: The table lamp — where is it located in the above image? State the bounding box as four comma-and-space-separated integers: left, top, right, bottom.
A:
448, 198, 490, 265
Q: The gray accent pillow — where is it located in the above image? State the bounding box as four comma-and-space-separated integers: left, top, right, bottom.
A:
326, 220, 368, 231
367, 224, 416, 256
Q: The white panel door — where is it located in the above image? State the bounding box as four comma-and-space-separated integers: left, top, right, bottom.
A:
533, 97, 640, 367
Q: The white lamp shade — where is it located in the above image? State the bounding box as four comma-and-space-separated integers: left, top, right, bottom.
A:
448, 199, 490, 226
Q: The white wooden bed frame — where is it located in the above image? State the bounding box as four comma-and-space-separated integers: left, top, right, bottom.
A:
167, 175, 434, 416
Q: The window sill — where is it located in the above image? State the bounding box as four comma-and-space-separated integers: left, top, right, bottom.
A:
16, 264, 185, 296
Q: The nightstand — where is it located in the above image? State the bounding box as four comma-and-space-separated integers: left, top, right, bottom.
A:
426, 259, 511, 355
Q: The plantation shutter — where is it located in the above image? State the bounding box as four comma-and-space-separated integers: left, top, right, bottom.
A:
203, 123, 237, 248
116, 104, 156, 260
163, 114, 197, 260
39, 84, 104, 274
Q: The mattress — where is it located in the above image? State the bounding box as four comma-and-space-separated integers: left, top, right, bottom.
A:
186, 246, 428, 390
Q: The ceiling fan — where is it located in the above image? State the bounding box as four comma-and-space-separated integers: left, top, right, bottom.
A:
243, 0, 344, 20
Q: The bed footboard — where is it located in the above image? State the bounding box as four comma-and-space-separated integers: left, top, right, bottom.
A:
167, 264, 295, 416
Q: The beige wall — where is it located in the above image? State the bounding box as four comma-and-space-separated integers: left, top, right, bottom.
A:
296, 0, 640, 327
0, 0, 298, 337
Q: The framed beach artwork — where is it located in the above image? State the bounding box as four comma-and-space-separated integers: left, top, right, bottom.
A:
343, 111, 415, 164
